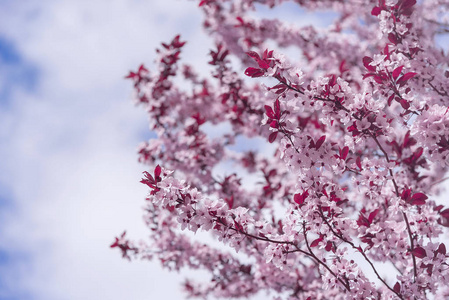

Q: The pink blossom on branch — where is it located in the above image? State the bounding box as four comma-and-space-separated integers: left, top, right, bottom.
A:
113, 0, 449, 299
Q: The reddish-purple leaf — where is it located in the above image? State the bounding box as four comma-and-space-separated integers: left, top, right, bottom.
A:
154, 165, 162, 178
371, 6, 381, 16
265, 105, 275, 118
412, 147, 424, 161
245, 67, 265, 78
315, 135, 326, 149
392, 65, 404, 80
356, 156, 362, 170
387, 94, 395, 106
257, 59, 270, 69
400, 99, 410, 109
373, 75, 384, 84
401, 188, 412, 201
339, 60, 347, 73
368, 209, 379, 224
274, 99, 281, 115
363, 56, 376, 72
438, 243, 446, 255
411, 192, 428, 205
393, 282, 401, 293
310, 237, 322, 248
226, 196, 234, 209
294, 190, 308, 205
138, 64, 148, 73
268, 132, 278, 143
125, 71, 137, 79
325, 241, 333, 252
402, 72, 417, 81
411, 246, 426, 258
397, 72, 417, 86
246, 51, 260, 61
388, 33, 399, 45
403, 130, 417, 148
440, 208, 449, 219
402, 0, 417, 9
341, 146, 349, 160
294, 193, 304, 205
268, 169, 277, 178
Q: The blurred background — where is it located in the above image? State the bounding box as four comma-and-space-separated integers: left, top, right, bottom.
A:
0, 1, 447, 299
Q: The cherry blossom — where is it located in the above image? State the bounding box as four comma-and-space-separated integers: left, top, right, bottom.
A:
113, 0, 449, 299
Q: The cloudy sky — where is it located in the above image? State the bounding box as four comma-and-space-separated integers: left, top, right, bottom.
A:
0, 1, 447, 300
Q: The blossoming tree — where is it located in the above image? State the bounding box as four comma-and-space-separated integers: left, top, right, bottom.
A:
112, 0, 449, 298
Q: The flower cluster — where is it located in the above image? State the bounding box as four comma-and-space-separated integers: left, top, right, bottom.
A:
113, 0, 449, 299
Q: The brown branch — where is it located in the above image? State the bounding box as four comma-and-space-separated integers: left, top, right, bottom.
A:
402, 212, 418, 283
317, 209, 404, 299
302, 222, 351, 292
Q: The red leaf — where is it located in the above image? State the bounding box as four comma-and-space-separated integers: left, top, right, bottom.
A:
363, 56, 376, 72
294, 193, 304, 205
274, 99, 281, 115
257, 59, 270, 69
392, 65, 404, 80
294, 190, 308, 205
373, 75, 384, 84
265, 105, 275, 118
368, 209, 379, 224
397, 72, 417, 86
403, 130, 417, 148
387, 94, 395, 106
325, 241, 333, 252
400, 99, 410, 109
401, 188, 412, 201
225, 196, 234, 209
356, 156, 362, 170
388, 33, 399, 45
246, 51, 270, 69
310, 237, 322, 248
440, 208, 449, 218
244, 67, 264, 78
315, 135, 326, 149
125, 71, 137, 79
411, 246, 426, 258
154, 165, 162, 178
339, 59, 347, 73
268, 132, 278, 143
402, 0, 417, 9
438, 243, 446, 255
138, 64, 149, 73
402, 72, 417, 81
371, 6, 382, 16
246, 51, 260, 61
411, 192, 428, 205
412, 147, 424, 161
340, 146, 349, 160
393, 282, 401, 293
